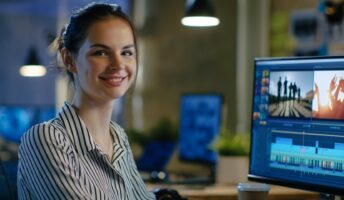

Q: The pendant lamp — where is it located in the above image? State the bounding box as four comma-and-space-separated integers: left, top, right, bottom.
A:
181, 0, 220, 27
19, 46, 46, 77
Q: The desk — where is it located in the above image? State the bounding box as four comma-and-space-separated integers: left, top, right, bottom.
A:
148, 184, 320, 200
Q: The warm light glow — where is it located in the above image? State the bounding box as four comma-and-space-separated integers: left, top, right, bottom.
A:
20, 65, 46, 77
181, 16, 220, 27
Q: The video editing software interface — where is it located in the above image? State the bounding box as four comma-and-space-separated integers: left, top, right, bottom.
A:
249, 57, 344, 193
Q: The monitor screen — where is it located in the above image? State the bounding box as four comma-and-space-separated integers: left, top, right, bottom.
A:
137, 140, 176, 172
179, 93, 222, 165
249, 56, 344, 196
0, 105, 55, 143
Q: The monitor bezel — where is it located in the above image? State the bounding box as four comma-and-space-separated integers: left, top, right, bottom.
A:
248, 56, 344, 196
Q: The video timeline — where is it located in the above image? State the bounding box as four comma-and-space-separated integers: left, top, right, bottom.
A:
269, 132, 344, 177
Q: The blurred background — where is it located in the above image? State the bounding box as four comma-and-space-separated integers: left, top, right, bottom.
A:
1, 0, 344, 199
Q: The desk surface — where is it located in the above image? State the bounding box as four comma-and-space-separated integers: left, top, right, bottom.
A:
148, 184, 320, 200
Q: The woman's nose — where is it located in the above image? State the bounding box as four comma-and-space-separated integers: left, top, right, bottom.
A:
110, 56, 125, 70
110, 63, 124, 71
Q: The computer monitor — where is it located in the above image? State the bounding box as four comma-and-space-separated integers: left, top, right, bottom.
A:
0, 105, 55, 143
249, 56, 344, 196
179, 93, 223, 165
137, 140, 176, 173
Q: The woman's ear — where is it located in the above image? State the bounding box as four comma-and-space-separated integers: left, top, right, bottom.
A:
60, 48, 77, 73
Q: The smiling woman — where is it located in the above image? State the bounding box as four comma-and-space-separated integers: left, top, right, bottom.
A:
17, 3, 155, 200
67, 17, 137, 102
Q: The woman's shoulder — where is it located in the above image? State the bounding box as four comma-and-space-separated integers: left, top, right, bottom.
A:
18, 118, 76, 166
20, 118, 68, 146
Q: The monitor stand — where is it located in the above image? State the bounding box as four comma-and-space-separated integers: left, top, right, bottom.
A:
320, 194, 344, 200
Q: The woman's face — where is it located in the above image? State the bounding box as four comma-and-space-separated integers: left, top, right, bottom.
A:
73, 17, 136, 103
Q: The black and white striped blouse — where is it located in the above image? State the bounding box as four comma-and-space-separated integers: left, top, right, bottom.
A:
17, 102, 155, 200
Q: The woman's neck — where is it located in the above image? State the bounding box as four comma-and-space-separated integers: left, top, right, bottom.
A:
71, 95, 114, 141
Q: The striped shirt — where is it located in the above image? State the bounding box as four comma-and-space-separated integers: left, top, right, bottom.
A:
17, 102, 156, 200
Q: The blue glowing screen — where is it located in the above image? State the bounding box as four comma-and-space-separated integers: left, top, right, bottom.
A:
0, 105, 55, 142
179, 94, 222, 164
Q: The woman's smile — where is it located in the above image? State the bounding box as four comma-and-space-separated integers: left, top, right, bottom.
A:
99, 74, 128, 87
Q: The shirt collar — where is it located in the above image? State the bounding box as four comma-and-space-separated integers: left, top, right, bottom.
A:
109, 121, 127, 147
57, 102, 97, 155
109, 121, 128, 164
57, 102, 128, 158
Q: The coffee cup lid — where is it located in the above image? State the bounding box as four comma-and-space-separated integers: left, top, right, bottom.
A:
237, 183, 270, 192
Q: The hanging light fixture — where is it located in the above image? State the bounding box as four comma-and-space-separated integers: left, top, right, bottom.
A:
19, 46, 46, 77
181, 0, 220, 27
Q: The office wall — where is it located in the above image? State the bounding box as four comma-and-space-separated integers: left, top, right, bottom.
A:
128, 0, 238, 133
0, 13, 56, 106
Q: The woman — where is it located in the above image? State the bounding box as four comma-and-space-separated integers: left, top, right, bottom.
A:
17, 3, 155, 200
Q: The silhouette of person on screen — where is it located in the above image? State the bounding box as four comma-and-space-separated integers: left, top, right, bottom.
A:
17, 3, 155, 199
292, 82, 297, 100
289, 82, 293, 100
277, 76, 282, 105
297, 87, 301, 103
283, 77, 288, 101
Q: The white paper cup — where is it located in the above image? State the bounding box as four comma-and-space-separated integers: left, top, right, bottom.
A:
237, 182, 270, 200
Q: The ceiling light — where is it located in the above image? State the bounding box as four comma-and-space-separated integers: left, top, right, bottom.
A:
19, 47, 46, 77
181, 0, 220, 27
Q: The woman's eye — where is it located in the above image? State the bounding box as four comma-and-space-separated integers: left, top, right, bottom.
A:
122, 50, 134, 56
92, 50, 108, 56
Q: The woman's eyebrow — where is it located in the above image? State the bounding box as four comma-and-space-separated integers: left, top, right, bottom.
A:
90, 44, 110, 49
90, 44, 135, 49
123, 44, 135, 49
